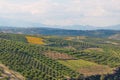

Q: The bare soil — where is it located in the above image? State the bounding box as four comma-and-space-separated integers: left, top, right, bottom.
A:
0, 64, 25, 80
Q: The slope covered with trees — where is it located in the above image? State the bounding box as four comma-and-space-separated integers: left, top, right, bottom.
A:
0, 38, 81, 80
0, 33, 120, 80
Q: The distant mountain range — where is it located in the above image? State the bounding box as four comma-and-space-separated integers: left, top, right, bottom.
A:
0, 21, 120, 30
58, 24, 120, 30
101, 24, 120, 30
0, 26, 120, 38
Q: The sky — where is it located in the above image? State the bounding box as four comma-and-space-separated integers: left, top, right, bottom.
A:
0, 0, 120, 27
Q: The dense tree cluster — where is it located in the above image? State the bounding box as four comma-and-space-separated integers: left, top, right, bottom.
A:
47, 38, 98, 50
0, 38, 81, 80
0, 32, 27, 42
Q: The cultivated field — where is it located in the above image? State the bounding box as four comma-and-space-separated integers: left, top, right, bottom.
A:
58, 59, 113, 76
26, 36, 45, 45
44, 51, 75, 60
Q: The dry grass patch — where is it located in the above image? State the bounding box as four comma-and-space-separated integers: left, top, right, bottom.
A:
105, 41, 119, 45
83, 48, 104, 53
78, 65, 112, 76
64, 37, 74, 40
76, 36, 86, 40
44, 51, 75, 60
65, 36, 86, 41
26, 36, 45, 45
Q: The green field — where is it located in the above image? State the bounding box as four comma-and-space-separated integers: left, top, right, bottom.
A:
58, 59, 112, 76
58, 59, 97, 70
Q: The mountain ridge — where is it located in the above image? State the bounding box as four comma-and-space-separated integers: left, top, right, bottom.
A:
0, 26, 120, 38
0, 24, 120, 30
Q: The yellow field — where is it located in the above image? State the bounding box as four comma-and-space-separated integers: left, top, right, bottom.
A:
26, 36, 45, 45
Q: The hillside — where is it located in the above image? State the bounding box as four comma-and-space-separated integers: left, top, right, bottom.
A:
109, 34, 120, 40
0, 33, 120, 80
0, 63, 25, 80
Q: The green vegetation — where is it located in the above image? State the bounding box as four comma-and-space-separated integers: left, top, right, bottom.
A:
45, 36, 120, 67
58, 59, 112, 76
0, 32, 27, 42
0, 32, 120, 80
58, 59, 98, 70
0, 38, 80, 80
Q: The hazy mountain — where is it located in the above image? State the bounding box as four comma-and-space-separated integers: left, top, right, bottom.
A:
59, 25, 98, 30
0, 27, 120, 38
0, 18, 47, 27
101, 24, 120, 30
61, 24, 120, 30
0, 18, 120, 30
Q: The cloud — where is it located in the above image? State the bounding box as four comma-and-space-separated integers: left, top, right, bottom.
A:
0, 0, 120, 27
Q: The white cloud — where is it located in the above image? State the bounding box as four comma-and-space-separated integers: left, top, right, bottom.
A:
0, 0, 120, 27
